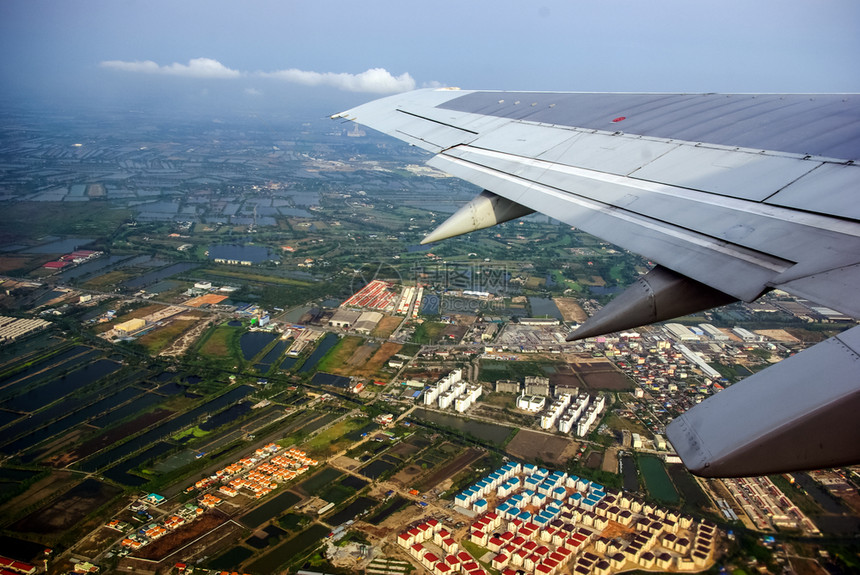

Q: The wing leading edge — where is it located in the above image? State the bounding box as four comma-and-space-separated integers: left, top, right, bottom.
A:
336, 89, 860, 476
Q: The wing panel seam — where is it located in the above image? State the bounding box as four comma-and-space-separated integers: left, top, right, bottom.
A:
435, 150, 794, 274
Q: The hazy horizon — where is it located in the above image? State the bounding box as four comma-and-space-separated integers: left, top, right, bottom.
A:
2, 0, 859, 119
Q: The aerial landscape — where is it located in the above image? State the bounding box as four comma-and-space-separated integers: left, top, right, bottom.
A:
0, 2, 859, 575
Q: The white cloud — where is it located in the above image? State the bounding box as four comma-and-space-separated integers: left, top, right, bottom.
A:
261, 67, 415, 93
244, 87, 263, 96
101, 58, 420, 93
100, 58, 241, 79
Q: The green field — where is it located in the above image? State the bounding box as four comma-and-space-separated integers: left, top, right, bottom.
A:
197, 323, 242, 363
638, 455, 680, 504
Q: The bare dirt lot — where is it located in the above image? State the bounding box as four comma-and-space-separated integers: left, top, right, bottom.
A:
392, 464, 424, 487
754, 329, 801, 343
581, 371, 633, 391
415, 447, 484, 492
12, 478, 122, 535
347, 342, 379, 366
506, 430, 578, 466
48, 409, 173, 467
388, 441, 423, 458
0, 470, 78, 521
132, 511, 228, 560
554, 297, 588, 322
371, 315, 403, 339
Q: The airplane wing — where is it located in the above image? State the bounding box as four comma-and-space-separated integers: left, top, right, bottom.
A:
335, 89, 860, 477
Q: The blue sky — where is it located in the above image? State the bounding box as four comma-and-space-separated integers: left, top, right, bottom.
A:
1, 0, 858, 116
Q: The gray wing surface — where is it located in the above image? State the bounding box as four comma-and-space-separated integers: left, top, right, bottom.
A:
335, 89, 860, 477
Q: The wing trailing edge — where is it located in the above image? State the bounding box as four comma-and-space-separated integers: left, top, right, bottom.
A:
666, 326, 860, 477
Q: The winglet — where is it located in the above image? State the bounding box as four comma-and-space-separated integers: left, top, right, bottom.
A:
567, 265, 737, 341
421, 190, 534, 245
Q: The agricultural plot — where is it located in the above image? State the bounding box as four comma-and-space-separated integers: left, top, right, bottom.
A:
245, 523, 329, 574
506, 429, 577, 466
299, 417, 373, 458
413, 408, 515, 447
196, 322, 243, 363
315, 337, 402, 380
414, 447, 484, 492
478, 359, 560, 383
11, 478, 122, 536
136, 312, 208, 356
241, 490, 302, 529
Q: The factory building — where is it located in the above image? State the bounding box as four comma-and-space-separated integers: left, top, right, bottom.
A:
328, 308, 361, 328
664, 323, 698, 341
732, 326, 762, 342
698, 323, 729, 341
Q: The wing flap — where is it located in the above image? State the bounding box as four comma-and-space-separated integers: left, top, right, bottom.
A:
766, 162, 860, 221
628, 145, 820, 201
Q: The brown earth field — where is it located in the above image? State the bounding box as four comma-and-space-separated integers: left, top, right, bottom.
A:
347, 341, 379, 366
755, 328, 801, 343
388, 440, 423, 458
75, 526, 121, 558
337, 341, 402, 378
47, 409, 173, 467
581, 371, 632, 391
132, 511, 228, 561
392, 464, 424, 487
549, 373, 583, 389
0, 255, 40, 273
506, 430, 577, 466
371, 315, 403, 339
27, 427, 88, 465
0, 470, 78, 523
585, 450, 603, 469
11, 478, 122, 535
572, 358, 618, 372
553, 297, 588, 323
414, 447, 484, 492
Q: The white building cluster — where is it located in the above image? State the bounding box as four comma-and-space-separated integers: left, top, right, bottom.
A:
423, 369, 483, 413
557, 393, 590, 434
576, 394, 606, 437
540, 394, 572, 430
520, 392, 605, 437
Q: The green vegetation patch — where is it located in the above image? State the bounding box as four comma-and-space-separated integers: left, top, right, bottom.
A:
136, 316, 203, 355
638, 455, 680, 504
300, 417, 372, 457
318, 483, 355, 504
479, 359, 559, 383
0, 202, 131, 238
314, 335, 363, 373
298, 466, 344, 495
412, 321, 448, 344
197, 322, 242, 362
172, 426, 210, 441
